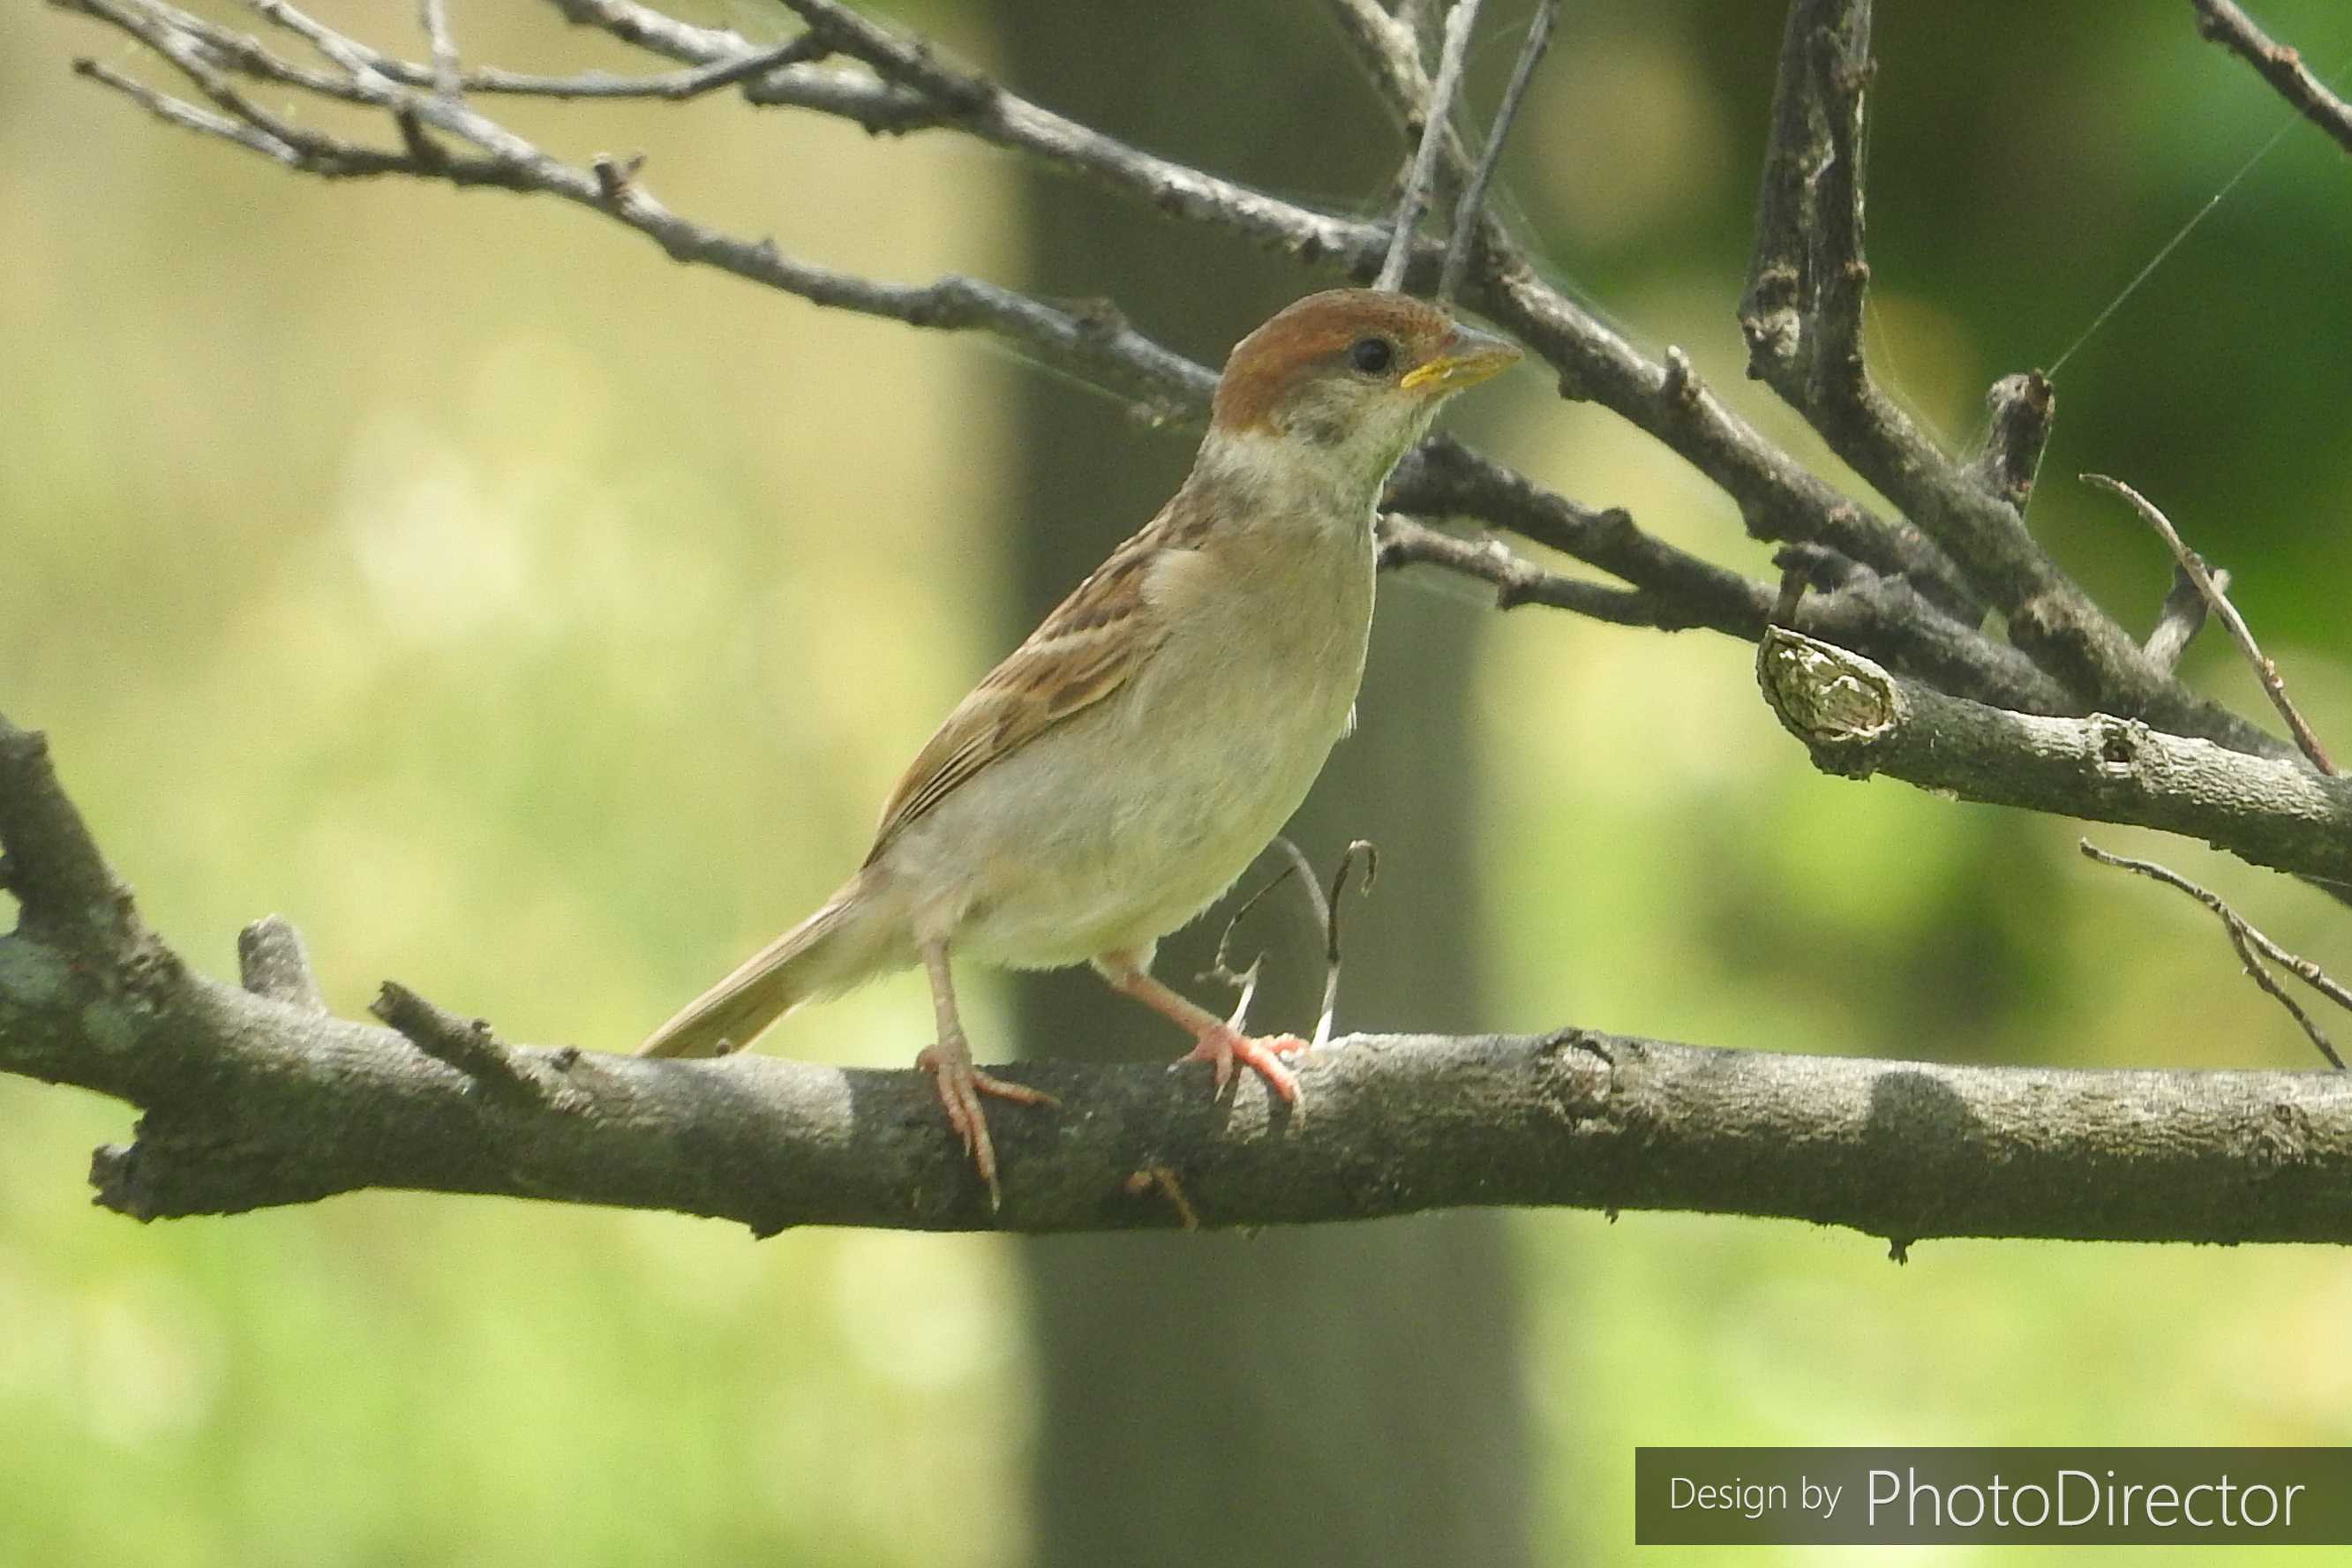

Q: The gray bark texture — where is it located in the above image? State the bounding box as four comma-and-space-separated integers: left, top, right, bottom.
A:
8, 683, 2352, 1250
1758, 629, 2352, 889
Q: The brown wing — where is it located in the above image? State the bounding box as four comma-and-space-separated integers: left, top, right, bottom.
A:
865, 499, 1208, 861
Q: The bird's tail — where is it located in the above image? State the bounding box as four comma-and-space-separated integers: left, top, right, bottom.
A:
637, 874, 891, 1059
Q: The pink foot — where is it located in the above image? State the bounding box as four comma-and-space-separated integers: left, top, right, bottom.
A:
918, 1039, 1057, 1207
1178, 1025, 1305, 1103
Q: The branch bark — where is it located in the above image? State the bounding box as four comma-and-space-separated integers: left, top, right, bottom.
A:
5, 709, 2350, 1247
1757, 629, 2352, 887
2191, 0, 2352, 159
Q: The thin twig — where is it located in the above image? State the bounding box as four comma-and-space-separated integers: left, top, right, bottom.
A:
1376, 513, 1660, 624
1202, 836, 1339, 1032
1437, 0, 1557, 303
2079, 841, 2348, 1069
371, 980, 562, 1103
1376, 0, 1479, 291
1204, 850, 1296, 1032
2083, 474, 2336, 776
418, 0, 458, 97
1312, 841, 1378, 1050
1202, 836, 1375, 1048
2190, 0, 2352, 159
69, 56, 300, 159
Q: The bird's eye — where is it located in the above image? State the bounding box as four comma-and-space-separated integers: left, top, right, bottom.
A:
1348, 336, 1395, 375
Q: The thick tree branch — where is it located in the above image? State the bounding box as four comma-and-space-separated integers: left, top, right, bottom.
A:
1757, 629, 2352, 887
9, 714, 2352, 1246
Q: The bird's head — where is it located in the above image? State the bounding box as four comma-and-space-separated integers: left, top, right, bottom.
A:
1206, 289, 1522, 498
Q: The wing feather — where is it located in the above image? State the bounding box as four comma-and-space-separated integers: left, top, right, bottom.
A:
865, 499, 1206, 860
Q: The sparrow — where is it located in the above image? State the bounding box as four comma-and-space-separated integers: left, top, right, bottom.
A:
640, 289, 1520, 1202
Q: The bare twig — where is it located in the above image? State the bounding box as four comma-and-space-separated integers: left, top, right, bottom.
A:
418, 0, 458, 97
68, 56, 300, 161
1204, 845, 1300, 1032
371, 980, 565, 1106
2084, 474, 2336, 776
2190, 0, 2352, 159
1802, 0, 1874, 406
60, 4, 1216, 420
1377, 513, 1662, 624
1312, 842, 1378, 1050
1732, 0, 2221, 724
1438, 0, 1556, 303
1322, 0, 1462, 158
1376, 0, 1480, 291
1202, 837, 1376, 1049
2080, 841, 2348, 1069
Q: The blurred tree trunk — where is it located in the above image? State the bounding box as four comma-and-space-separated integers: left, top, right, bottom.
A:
991, 6, 1539, 1564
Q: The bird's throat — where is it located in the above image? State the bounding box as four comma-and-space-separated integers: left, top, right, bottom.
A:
1186, 426, 1401, 544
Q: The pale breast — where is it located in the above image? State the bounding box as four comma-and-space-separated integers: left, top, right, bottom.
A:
888, 515, 1377, 969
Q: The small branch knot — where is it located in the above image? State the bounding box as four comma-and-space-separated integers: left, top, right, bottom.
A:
1661, 345, 1699, 409
592, 151, 646, 201
238, 915, 327, 1015
1756, 627, 1902, 749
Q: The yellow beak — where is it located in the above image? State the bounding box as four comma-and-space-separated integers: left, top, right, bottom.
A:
1399, 323, 1523, 393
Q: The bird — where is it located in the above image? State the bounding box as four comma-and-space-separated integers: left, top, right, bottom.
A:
640, 288, 1520, 1203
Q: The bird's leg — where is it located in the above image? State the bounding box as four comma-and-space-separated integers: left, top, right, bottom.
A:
1093, 951, 1304, 1104
914, 938, 1055, 1207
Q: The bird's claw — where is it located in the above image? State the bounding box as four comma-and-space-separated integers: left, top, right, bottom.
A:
1176, 1024, 1304, 1104
919, 1042, 1056, 1209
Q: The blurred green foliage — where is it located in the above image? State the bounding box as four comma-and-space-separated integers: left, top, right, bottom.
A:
5, 1, 2350, 1564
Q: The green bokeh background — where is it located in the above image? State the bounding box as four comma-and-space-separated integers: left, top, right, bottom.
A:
6, 2, 2351, 1563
